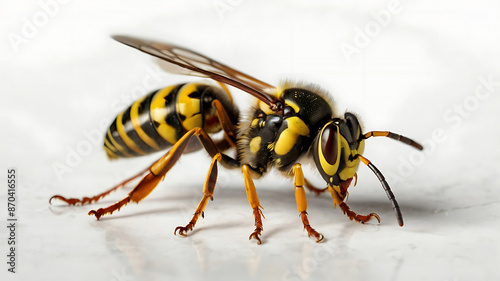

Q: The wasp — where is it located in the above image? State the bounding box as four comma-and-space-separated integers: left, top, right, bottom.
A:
50, 36, 423, 244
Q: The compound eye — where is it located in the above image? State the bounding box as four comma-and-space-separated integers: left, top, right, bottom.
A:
313, 122, 342, 182
345, 112, 360, 139
321, 124, 339, 165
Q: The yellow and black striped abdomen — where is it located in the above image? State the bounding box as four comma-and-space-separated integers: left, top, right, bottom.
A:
104, 82, 217, 159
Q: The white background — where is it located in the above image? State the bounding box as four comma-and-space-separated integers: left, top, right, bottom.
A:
1, 0, 500, 280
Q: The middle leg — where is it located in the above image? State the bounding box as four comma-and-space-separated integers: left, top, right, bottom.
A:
174, 153, 222, 236
292, 164, 324, 242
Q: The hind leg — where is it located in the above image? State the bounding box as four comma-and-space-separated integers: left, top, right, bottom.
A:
49, 168, 149, 206
88, 128, 239, 220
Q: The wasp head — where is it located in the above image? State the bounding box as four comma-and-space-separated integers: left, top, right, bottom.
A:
312, 112, 364, 201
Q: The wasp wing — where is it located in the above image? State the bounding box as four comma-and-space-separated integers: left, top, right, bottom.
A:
113, 35, 279, 109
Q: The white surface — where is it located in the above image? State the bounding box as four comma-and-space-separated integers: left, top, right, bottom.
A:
1, 1, 500, 280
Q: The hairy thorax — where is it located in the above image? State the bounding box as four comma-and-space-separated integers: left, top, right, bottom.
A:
237, 83, 334, 176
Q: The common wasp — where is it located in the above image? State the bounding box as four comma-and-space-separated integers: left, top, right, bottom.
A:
50, 36, 423, 244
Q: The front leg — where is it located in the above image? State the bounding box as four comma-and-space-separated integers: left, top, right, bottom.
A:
328, 185, 380, 224
339, 202, 380, 224
242, 164, 265, 245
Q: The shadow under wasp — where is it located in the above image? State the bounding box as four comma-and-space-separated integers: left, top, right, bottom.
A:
50, 36, 423, 244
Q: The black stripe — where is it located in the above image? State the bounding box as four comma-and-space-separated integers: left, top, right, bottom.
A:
147, 84, 185, 146
104, 132, 126, 158
164, 84, 186, 139
122, 106, 158, 154
139, 91, 172, 148
109, 119, 140, 157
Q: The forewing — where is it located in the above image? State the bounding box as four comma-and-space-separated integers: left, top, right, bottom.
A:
113, 35, 279, 108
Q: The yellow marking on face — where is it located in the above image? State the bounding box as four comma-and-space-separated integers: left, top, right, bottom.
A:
150, 85, 179, 144
357, 139, 365, 156
116, 112, 146, 155
250, 136, 261, 154
107, 130, 133, 157
130, 97, 160, 150
286, 100, 300, 113
318, 125, 341, 176
338, 138, 365, 180
339, 165, 358, 181
274, 117, 310, 155
177, 83, 203, 130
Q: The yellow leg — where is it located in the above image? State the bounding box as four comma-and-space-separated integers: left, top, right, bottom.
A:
175, 153, 222, 236
242, 164, 264, 245
292, 164, 324, 243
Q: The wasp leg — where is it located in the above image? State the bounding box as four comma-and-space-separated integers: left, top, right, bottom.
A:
327, 185, 380, 224
212, 99, 237, 146
293, 164, 324, 243
339, 201, 380, 224
242, 164, 264, 245
88, 128, 239, 220
303, 178, 328, 196
175, 153, 222, 236
49, 167, 149, 206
